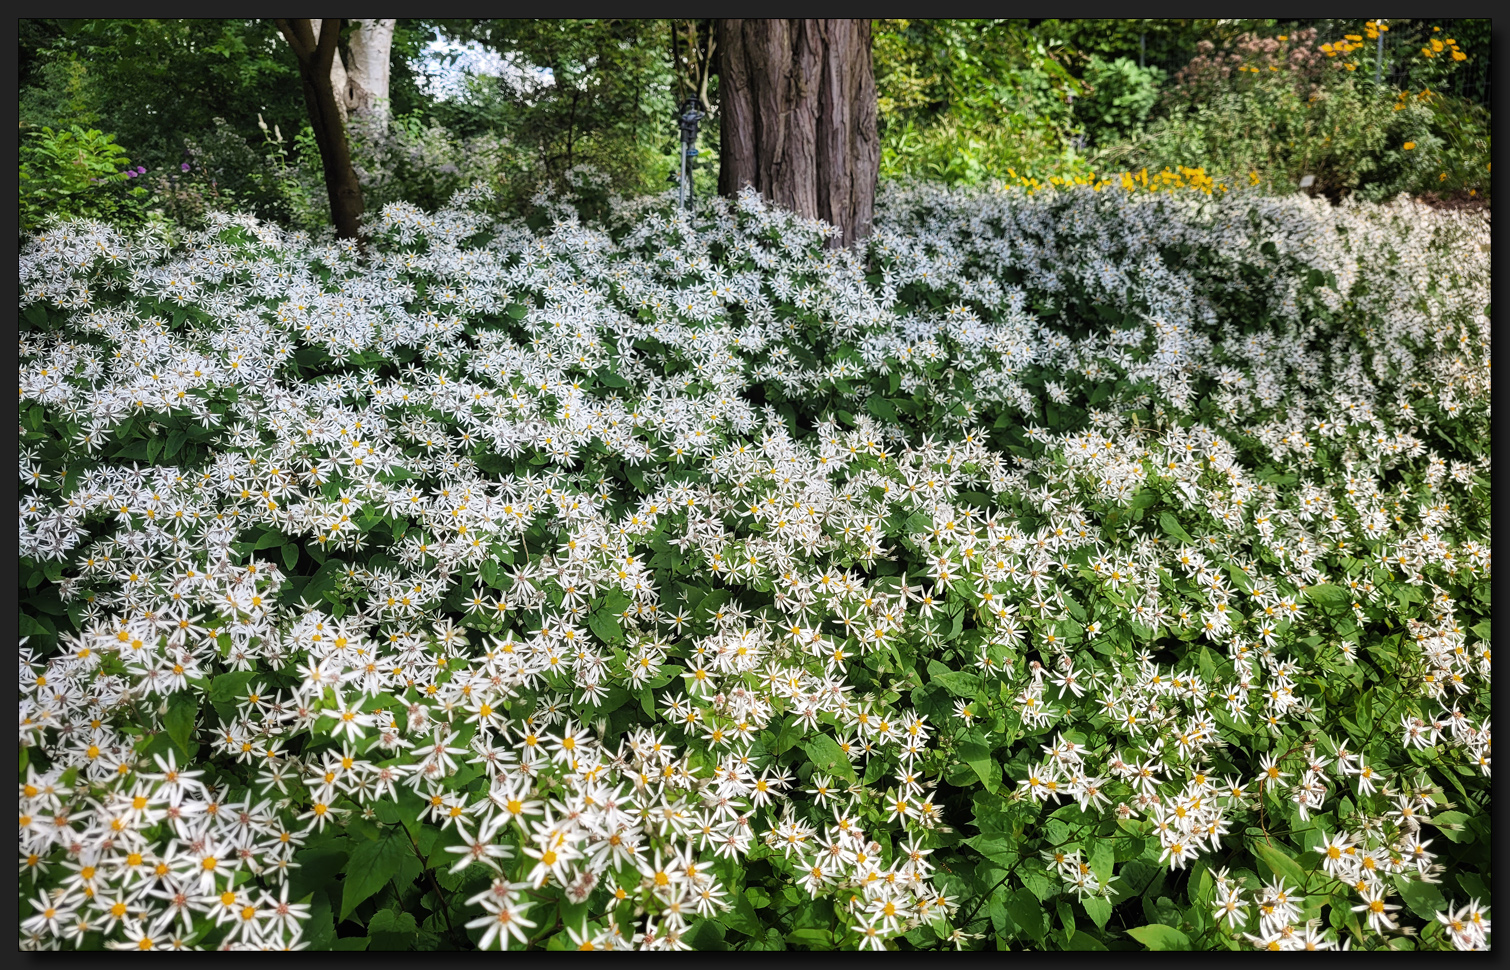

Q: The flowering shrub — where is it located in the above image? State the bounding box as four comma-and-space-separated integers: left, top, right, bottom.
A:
1165, 29, 1331, 107
18, 178, 1490, 951
18, 125, 150, 236
1138, 25, 1491, 202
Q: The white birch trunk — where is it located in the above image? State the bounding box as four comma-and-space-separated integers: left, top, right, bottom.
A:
308, 18, 395, 128
344, 19, 396, 127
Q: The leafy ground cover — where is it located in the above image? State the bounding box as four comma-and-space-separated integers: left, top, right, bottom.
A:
18, 180, 1490, 951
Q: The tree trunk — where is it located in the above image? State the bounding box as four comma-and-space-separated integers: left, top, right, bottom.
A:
309, 19, 351, 127
717, 19, 877, 247
309, 19, 393, 128
343, 19, 396, 128
275, 18, 365, 241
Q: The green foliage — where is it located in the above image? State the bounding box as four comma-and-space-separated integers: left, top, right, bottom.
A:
18, 125, 150, 235
1130, 64, 1489, 201
19, 20, 307, 175
875, 19, 1089, 186
429, 19, 682, 216
1079, 56, 1165, 147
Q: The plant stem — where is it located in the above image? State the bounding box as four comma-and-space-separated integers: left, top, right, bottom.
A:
410, 831, 458, 940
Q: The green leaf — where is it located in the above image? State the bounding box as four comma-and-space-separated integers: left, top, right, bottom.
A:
1064, 930, 1107, 950
1082, 895, 1112, 929
1427, 810, 1473, 843
773, 716, 802, 755
366, 909, 418, 950
1393, 874, 1448, 921
966, 835, 1018, 869
595, 367, 629, 388
1250, 839, 1308, 886
588, 609, 623, 643
926, 659, 979, 696
1006, 889, 1044, 941
1056, 899, 1076, 942
332, 937, 370, 950
1159, 511, 1193, 545
989, 893, 1012, 935
341, 830, 410, 920
1090, 840, 1116, 886
289, 841, 350, 902
303, 890, 337, 950
163, 690, 198, 753
684, 919, 727, 950
304, 558, 345, 602
801, 734, 858, 784
785, 927, 831, 948
1127, 923, 1191, 950
207, 670, 257, 721
601, 588, 632, 615
282, 541, 300, 572
958, 731, 999, 792
723, 891, 764, 938
1305, 583, 1349, 605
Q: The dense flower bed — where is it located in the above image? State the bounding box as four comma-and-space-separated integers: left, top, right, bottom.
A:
18, 180, 1490, 951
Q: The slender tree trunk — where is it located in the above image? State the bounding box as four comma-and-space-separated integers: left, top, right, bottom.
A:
275, 18, 365, 241
717, 19, 877, 246
310, 19, 351, 127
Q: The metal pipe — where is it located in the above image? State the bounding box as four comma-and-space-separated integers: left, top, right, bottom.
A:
677, 97, 705, 212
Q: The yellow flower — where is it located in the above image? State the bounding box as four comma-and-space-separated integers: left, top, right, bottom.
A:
1403, 142, 1416, 150
1440, 172, 1448, 181
1278, 34, 1288, 41
1452, 50, 1467, 61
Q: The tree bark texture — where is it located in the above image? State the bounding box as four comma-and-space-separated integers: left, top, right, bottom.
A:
275, 18, 365, 241
342, 19, 397, 127
717, 19, 877, 247
308, 20, 394, 128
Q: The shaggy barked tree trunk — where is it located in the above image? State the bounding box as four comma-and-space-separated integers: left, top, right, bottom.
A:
275, 18, 365, 241
717, 19, 878, 247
